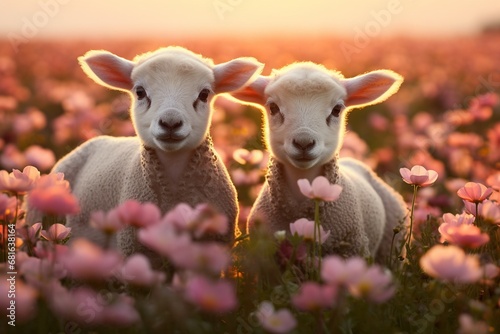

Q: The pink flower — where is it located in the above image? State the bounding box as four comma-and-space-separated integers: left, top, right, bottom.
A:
321, 255, 367, 287
256, 301, 297, 334
399, 165, 438, 187
184, 276, 237, 313
297, 176, 342, 201
480, 200, 500, 224
0, 193, 18, 220
17, 223, 42, 245
347, 265, 395, 303
0, 166, 40, 194
40, 223, 71, 243
438, 223, 489, 249
35, 172, 69, 189
90, 209, 126, 235
457, 314, 489, 334
115, 200, 161, 228
0, 278, 38, 323
457, 182, 493, 204
24, 145, 56, 171
233, 148, 265, 165
419, 245, 482, 283
19, 256, 66, 287
441, 212, 475, 226
60, 238, 122, 280
28, 184, 80, 216
290, 218, 330, 244
291, 282, 337, 311
120, 254, 165, 287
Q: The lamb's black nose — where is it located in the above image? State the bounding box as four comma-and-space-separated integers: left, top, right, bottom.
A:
292, 138, 316, 152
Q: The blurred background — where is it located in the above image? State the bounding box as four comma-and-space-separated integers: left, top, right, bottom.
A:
1, 0, 499, 225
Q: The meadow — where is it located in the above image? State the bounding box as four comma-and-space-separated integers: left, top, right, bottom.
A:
1, 33, 500, 333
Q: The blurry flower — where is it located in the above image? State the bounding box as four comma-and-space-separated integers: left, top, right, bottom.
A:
457, 182, 493, 204
24, 145, 56, 171
0, 193, 17, 220
444, 178, 468, 194
438, 223, 489, 249
0, 166, 40, 194
20, 256, 66, 287
231, 168, 262, 186
17, 222, 42, 245
480, 200, 500, 224
276, 239, 307, 268
90, 209, 125, 235
35, 172, 68, 189
348, 265, 395, 303
297, 176, 342, 201
120, 254, 165, 287
457, 314, 489, 334
40, 223, 71, 243
419, 245, 482, 283
291, 282, 337, 311
28, 184, 79, 216
0, 144, 26, 170
369, 113, 389, 131
184, 276, 237, 313
400, 165, 438, 187
233, 148, 265, 165
290, 218, 330, 244
468, 92, 498, 121
274, 230, 286, 242
60, 238, 122, 280
321, 256, 367, 287
486, 172, 500, 202
256, 301, 297, 334
115, 200, 161, 228
0, 278, 38, 323
483, 263, 499, 280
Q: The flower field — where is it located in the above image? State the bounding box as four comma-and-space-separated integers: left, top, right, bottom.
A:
1, 33, 500, 333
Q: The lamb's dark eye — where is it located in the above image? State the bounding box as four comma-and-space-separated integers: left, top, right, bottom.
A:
198, 88, 210, 103
331, 103, 344, 118
269, 102, 280, 116
136, 86, 147, 100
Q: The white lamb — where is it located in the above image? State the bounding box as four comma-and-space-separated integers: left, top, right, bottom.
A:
231, 63, 407, 261
47, 47, 263, 263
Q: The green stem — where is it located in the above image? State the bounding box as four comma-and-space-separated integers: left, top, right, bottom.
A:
404, 185, 419, 254
314, 199, 322, 280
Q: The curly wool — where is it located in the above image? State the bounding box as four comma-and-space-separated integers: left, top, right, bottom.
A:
249, 156, 406, 261
50, 135, 237, 267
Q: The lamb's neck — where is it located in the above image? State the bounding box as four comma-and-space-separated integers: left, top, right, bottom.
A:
155, 148, 194, 182
282, 162, 325, 201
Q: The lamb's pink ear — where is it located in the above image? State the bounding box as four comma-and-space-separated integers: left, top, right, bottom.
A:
229, 76, 270, 106
78, 50, 134, 91
341, 70, 403, 108
213, 57, 264, 94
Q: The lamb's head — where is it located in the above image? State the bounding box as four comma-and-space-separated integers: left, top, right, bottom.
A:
231, 62, 403, 169
79, 47, 263, 152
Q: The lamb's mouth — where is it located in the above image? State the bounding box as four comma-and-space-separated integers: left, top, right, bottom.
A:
155, 134, 187, 143
290, 153, 317, 163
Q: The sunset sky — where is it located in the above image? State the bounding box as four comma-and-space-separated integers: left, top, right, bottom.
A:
1, 0, 500, 40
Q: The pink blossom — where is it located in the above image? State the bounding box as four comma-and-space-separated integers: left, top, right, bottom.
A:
419, 245, 482, 283
468, 92, 498, 121
457, 182, 493, 204
0, 278, 38, 323
233, 148, 265, 165
457, 314, 489, 334
0, 166, 40, 194
19, 256, 66, 287
441, 212, 475, 226
438, 223, 489, 249
290, 218, 330, 244
0, 193, 17, 220
120, 254, 165, 287
115, 200, 161, 228
347, 265, 395, 303
40, 223, 71, 243
297, 176, 342, 201
291, 282, 337, 311
321, 256, 367, 287
24, 145, 56, 171
60, 238, 122, 280
90, 209, 126, 235
256, 301, 297, 334
28, 184, 80, 216
480, 200, 500, 224
0, 144, 26, 170
17, 222, 42, 245
49, 286, 139, 326
184, 276, 237, 313
399, 165, 438, 187
35, 172, 69, 189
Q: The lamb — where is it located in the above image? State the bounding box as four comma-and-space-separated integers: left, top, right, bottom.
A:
231, 62, 407, 261
46, 46, 263, 264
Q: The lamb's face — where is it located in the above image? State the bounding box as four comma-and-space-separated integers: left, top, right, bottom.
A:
264, 67, 347, 169
131, 55, 215, 153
